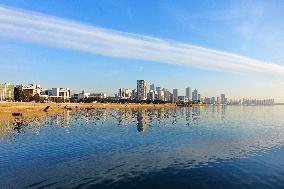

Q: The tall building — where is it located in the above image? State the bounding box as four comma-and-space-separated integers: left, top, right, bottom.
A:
156, 86, 161, 92
217, 96, 220, 104
118, 88, 132, 98
164, 89, 172, 102
0, 83, 14, 101
150, 84, 155, 91
186, 87, 191, 100
131, 89, 137, 100
158, 88, 165, 101
137, 80, 147, 100
211, 97, 216, 104
221, 94, 227, 104
147, 90, 155, 101
192, 89, 198, 102
173, 88, 178, 102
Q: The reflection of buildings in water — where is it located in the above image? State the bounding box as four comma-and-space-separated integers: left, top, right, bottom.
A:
148, 109, 157, 123
64, 110, 70, 125
54, 110, 71, 126
137, 110, 147, 132
92, 109, 108, 123
221, 105, 227, 120
215, 105, 227, 120
117, 110, 133, 125
157, 109, 165, 121
192, 106, 201, 122
185, 108, 191, 122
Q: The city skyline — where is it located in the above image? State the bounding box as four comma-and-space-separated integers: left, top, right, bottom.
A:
0, 1, 284, 102
0, 80, 276, 105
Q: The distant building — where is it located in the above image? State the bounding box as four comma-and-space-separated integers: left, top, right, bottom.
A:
90, 93, 107, 99
157, 88, 165, 101
178, 96, 188, 103
150, 84, 155, 91
131, 89, 137, 100
118, 88, 132, 99
50, 88, 71, 99
156, 86, 161, 92
186, 87, 191, 100
0, 83, 14, 101
18, 84, 42, 96
173, 88, 178, 102
217, 96, 220, 104
211, 97, 216, 104
192, 89, 198, 102
147, 90, 155, 101
221, 94, 227, 104
78, 90, 90, 100
164, 89, 172, 102
137, 80, 147, 100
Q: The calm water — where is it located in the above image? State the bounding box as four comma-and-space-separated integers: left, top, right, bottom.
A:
1, 106, 284, 188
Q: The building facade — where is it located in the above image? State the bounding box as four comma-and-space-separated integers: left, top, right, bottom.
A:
137, 80, 147, 100
0, 83, 14, 101
173, 88, 178, 103
192, 89, 198, 102
150, 84, 155, 91
221, 94, 227, 104
18, 84, 42, 96
186, 87, 191, 101
118, 88, 132, 99
51, 88, 71, 99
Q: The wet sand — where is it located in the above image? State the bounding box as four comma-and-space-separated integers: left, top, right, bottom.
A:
0, 102, 177, 121
0, 102, 176, 112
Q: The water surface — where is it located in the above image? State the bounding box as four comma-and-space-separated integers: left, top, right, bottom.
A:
1, 106, 284, 188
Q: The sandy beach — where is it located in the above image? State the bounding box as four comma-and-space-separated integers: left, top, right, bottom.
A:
0, 102, 178, 119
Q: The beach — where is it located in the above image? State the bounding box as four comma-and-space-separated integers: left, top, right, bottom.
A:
0, 102, 177, 118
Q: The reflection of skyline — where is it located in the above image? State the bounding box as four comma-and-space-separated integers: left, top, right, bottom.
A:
1, 106, 284, 188
137, 110, 147, 132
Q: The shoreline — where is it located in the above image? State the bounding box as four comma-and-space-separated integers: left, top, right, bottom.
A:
0, 102, 281, 117
0, 102, 178, 114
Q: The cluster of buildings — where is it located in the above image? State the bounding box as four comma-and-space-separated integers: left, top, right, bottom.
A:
0, 83, 72, 101
0, 81, 275, 105
115, 80, 275, 105
115, 80, 226, 104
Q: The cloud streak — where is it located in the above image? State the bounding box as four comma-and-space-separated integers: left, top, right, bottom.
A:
0, 5, 284, 76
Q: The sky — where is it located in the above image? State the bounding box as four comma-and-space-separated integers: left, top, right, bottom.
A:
0, 0, 284, 101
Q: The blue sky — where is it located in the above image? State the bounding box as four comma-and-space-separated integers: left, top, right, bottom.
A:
0, 0, 284, 101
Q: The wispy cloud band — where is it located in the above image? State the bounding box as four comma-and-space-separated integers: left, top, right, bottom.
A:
0, 6, 284, 76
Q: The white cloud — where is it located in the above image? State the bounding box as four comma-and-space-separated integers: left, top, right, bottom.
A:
0, 5, 284, 77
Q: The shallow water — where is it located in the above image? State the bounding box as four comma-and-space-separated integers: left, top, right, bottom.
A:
1, 106, 284, 188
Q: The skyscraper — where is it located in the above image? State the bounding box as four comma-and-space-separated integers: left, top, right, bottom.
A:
173, 88, 178, 103
221, 94, 227, 104
186, 87, 191, 100
150, 84, 155, 91
137, 80, 147, 100
192, 89, 198, 102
